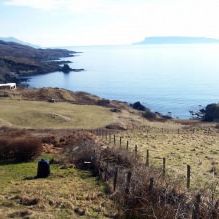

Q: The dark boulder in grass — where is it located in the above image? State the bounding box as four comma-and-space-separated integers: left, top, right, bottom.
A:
37, 159, 50, 178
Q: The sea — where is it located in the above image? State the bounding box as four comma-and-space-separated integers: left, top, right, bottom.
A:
26, 44, 219, 118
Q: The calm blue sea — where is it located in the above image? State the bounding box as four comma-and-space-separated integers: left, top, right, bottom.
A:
26, 44, 219, 118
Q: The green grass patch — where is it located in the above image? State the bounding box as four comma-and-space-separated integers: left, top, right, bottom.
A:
0, 154, 118, 218
0, 99, 115, 129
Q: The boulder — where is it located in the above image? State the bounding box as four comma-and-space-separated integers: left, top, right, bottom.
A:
204, 103, 219, 122
61, 64, 72, 73
37, 159, 50, 178
106, 122, 127, 130
131, 101, 147, 111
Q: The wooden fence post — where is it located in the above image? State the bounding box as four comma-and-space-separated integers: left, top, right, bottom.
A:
178, 129, 180, 134
104, 160, 109, 182
149, 177, 154, 192
126, 141, 129, 150
135, 145, 138, 157
192, 194, 201, 219
113, 167, 119, 192
146, 150, 149, 167
163, 158, 166, 177
114, 135, 116, 145
105, 130, 107, 140
187, 165, 191, 189
120, 137, 122, 148
125, 171, 132, 193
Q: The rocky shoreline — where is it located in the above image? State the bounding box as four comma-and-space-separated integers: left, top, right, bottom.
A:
0, 40, 84, 84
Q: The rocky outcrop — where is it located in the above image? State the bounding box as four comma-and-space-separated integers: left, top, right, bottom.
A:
0, 40, 77, 83
131, 101, 148, 111
203, 103, 219, 122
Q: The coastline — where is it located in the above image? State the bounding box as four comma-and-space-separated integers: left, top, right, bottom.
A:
0, 40, 84, 84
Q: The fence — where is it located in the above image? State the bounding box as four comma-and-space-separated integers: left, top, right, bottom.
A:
86, 127, 219, 191
81, 130, 219, 218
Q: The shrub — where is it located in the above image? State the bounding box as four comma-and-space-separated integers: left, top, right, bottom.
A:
0, 136, 42, 162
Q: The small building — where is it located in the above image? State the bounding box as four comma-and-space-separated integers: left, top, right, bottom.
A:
0, 83, 16, 90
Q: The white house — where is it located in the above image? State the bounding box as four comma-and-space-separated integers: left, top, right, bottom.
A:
0, 83, 17, 90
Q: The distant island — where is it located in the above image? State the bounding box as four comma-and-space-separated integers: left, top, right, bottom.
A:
135, 36, 219, 44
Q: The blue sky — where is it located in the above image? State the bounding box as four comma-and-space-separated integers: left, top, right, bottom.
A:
0, 0, 219, 47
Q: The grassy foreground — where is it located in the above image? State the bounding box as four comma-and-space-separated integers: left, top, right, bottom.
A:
0, 154, 118, 219
0, 99, 114, 129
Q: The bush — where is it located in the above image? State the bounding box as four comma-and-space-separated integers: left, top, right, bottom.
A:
0, 136, 42, 162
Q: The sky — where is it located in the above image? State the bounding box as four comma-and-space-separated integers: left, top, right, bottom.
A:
0, 0, 219, 47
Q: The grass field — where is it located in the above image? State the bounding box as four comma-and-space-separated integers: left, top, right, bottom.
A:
0, 154, 119, 219
113, 128, 219, 194
0, 99, 115, 129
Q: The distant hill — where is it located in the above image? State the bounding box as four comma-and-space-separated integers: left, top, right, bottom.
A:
0, 40, 76, 83
135, 36, 219, 45
0, 37, 40, 48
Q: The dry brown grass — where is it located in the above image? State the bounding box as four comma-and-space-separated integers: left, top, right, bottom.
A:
112, 126, 219, 195
68, 137, 218, 219
0, 132, 42, 162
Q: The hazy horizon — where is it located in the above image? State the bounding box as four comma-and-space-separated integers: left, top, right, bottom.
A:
1, 0, 219, 47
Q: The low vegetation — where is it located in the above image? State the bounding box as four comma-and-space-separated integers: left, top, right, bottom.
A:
0, 134, 41, 162
0, 131, 119, 218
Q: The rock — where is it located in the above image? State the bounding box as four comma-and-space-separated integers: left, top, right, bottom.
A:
37, 159, 50, 178
74, 207, 85, 216
9, 195, 39, 206
142, 110, 157, 120
60, 64, 72, 73
106, 123, 127, 130
110, 108, 121, 113
8, 210, 32, 218
131, 101, 147, 111
97, 99, 110, 106
204, 103, 219, 122
48, 98, 56, 103
103, 211, 119, 218
19, 196, 39, 206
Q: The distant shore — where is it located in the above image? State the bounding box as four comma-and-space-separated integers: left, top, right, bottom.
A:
0, 40, 84, 84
